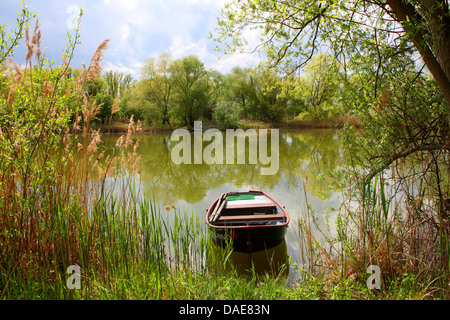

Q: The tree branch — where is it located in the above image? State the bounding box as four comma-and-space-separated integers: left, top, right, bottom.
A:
366, 142, 450, 182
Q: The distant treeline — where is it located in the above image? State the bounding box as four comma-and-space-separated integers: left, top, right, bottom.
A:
66, 53, 352, 129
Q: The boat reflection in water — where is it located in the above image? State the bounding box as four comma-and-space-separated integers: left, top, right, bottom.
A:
209, 238, 289, 277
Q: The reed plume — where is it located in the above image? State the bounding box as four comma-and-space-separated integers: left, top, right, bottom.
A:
115, 135, 124, 149
125, 114, 135, 148
31, 19, 42, 63
87, 129, 101, 154
6, 59, 23, 109
86, 38, 110, 81
111, 95, 120, 116
6, 86, 15, 108
136, 119, 142, 133
9, 58, 23, 82
24, 22, 34, 64
25, 19, 41, 65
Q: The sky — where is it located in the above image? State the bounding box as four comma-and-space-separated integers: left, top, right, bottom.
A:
1, 0, 262, 78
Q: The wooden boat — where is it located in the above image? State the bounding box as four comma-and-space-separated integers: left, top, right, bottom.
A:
206, 190, 290, 253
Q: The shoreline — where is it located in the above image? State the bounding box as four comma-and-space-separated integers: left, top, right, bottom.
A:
95, 115, 361, 134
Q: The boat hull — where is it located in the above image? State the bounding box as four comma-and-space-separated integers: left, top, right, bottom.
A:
209, 223, 288, 252
206, 190, 290, 253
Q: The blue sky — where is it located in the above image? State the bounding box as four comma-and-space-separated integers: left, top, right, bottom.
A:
1, 0, 261, 78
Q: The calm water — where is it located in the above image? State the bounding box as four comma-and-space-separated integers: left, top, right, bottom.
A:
102, 128, 345, 277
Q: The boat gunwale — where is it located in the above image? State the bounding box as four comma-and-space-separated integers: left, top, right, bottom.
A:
206, 190, 290, 230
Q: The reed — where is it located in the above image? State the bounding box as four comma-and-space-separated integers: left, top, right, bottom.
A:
0, 13, 169, 298
295, 165, 450, 299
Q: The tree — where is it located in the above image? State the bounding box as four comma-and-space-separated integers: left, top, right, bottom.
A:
94, 93, 114, 125
104, 70, 134, 98
140, 53, 176, 126
298, 53, 342, 119
119, 84, 155, 124
225, 66, 254, 116
213, 101, 241, 129
385, 0, 450, 107
135, 54, 226, 127
206, 69, 226, 119
172, 55, 210, 128
216, 1, 450, 103
246, 65, 289, 122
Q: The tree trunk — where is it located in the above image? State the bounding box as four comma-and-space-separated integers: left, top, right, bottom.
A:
162, 104, 171, 126
387, 0, 450, 106
386, 0, 450, 109
421, 0, 450, 83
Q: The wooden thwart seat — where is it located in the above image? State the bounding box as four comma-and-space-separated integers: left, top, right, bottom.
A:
225, 201, 276, 210
217, 214, 284, 222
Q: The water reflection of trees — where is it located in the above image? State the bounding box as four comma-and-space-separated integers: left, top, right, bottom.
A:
103, 129, 344, 204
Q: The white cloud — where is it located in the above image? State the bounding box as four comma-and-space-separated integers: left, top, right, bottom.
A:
237, 25, 265, 54
185, 0, 230, 8
168, 35, 261, 74
103, 61, 142, 78
120, 24, 131, 41
169, 36, 208, 60
120, 0, 139, 10
206, 25, 264, 72
209, 52, 261, 73
103, 0, 138, 10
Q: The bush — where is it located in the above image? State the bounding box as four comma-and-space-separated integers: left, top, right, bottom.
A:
213, 101, 241, 129
119, 89, 156, 125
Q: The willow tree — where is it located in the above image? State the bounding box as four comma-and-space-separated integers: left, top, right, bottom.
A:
172, 55, 212, 128
103, 70, 134, 99
298, 53, 342, 118
140, 53, 177, 126
216, 1, 450, 102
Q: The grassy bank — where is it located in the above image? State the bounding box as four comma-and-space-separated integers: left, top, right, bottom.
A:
280, 114, 361, 129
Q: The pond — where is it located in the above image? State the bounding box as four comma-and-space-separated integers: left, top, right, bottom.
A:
102, 128, 345, 278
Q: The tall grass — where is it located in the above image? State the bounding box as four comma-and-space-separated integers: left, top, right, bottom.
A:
296, 162, 450, 299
